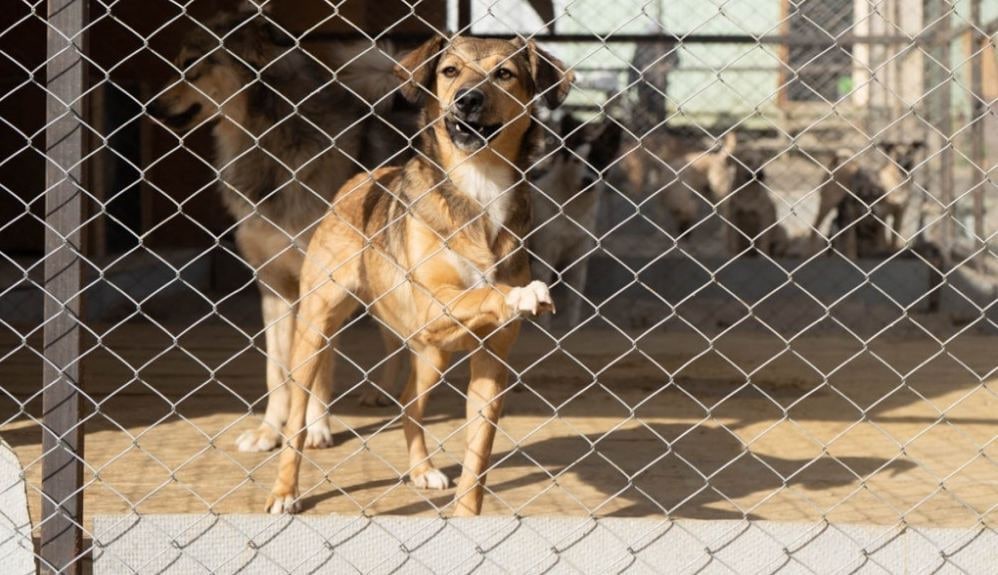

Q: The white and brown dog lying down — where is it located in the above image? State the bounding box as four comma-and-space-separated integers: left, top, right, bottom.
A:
529, 113, 622, 327
265, 36, 573, 516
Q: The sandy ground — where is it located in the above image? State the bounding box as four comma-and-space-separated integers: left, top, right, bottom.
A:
1, 320, 995, 535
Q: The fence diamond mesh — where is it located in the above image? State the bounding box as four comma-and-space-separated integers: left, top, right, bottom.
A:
1, 0, 996, 573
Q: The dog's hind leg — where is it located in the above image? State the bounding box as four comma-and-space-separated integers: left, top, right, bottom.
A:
359, 326, 406, 407
453, 326, 518, 516
266, 273, 360, 514
401, 345, 451, 490
236, 291, 294, 452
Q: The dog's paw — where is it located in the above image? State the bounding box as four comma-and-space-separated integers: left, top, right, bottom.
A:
304, 417, 334, 449
506, 281, 555, 317
410, 468, 450, 490
235, 426, 280, 452
265, 489, 300, 514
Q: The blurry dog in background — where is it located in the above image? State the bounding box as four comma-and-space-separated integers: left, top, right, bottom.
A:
148, 4, 408, 452
719, 155, 779, 257
657, 132, 738, 236
530, 113, 622, 327
876, 141, 924, 250
811, 141, 924, 257
830, 164, 892, 259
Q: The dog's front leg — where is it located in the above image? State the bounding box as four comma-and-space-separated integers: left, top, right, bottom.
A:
401, 346, 451, 490
453, 329, 517, 516
529, 243, 559, 331
417, 282, 553, 349
236, 291, 294, 452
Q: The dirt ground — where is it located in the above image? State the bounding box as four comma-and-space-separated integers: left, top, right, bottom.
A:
1, 319, 995, 533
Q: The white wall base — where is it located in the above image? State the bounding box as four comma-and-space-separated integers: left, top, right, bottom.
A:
0, 437, 35, 575
94, 514, 995, 574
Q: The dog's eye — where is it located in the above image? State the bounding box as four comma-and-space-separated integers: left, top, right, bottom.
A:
180, 57, 200, 72
494, 68, 514, 81
441, 66, 459, 78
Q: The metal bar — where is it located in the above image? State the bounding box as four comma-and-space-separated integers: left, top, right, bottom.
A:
458, 0, 471, 32
302, 31, 919, 46
776, 0, 791, 108
41, 0, 88, 573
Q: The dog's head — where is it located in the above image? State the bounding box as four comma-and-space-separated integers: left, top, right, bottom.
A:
148, 3, 293, 131
394, 35, 574, 160
878, 140, 925, 174
728, 152, 768, 197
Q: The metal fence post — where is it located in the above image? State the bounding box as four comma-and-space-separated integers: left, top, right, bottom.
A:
41, 0, 88, 573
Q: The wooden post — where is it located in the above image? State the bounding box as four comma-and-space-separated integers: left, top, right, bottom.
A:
41, 1, 88, 573
968, 0, 985, 270
936, 1, 954, 262
776, 0, 790, 109
458, 0, 471, 32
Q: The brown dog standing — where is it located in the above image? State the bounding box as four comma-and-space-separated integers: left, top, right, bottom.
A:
265, 35, 573, 516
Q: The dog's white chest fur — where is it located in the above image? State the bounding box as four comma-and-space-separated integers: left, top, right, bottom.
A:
446, 161, 518, 287
450, 161, 517, 243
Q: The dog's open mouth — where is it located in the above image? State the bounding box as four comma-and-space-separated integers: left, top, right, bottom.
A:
156, 103, 203, 130
446, 117, 500, 149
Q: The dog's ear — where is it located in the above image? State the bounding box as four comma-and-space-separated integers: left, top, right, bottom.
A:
394, 36, 447, 104
517, 39, 574, 109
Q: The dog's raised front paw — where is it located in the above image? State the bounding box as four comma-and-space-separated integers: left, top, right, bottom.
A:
505, 281, 555, 317
304, 417, 334, 449
265, 489, 300, 514
410, 468, 451, 490
235, 426, 280, 452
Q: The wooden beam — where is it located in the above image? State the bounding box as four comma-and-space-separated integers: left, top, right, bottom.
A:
458, 0, 471, 32
41, 0, 88, 573
969, 0, 986, 271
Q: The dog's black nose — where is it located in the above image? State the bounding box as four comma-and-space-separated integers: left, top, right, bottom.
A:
454, 89, 484, 114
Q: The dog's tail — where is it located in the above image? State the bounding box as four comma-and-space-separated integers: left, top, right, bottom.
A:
326, 40, 403, 111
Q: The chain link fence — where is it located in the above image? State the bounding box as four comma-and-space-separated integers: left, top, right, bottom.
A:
1, 0, 995, 573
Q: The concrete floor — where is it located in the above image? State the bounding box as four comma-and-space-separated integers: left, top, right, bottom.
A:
1, 320, 995, 532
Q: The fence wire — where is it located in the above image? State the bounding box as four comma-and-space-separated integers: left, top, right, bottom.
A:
1, 0, 996, 573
